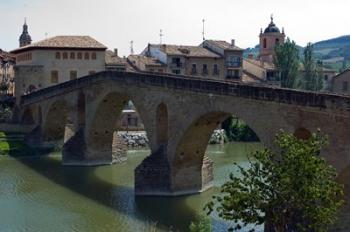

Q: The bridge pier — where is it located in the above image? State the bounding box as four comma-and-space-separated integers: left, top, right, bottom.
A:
135, 148, 213, 196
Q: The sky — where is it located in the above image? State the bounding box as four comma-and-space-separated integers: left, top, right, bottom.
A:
1, 0, 350, 56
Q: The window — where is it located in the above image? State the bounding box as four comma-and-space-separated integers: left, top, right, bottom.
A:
172, 69, 181, 75
275, 38, 280, 45
226, 56, 241, 67
149, 69, 154, 72
158, 69, 163, 73
91, 52, 97, 60
202, 64, 208, 75
324, 75, 329, 81
171, 57, 182, 67
70, 52, 75, 59
263, 38, 267, 48
77, 52, 82, 60
227, 69, 240, 79
70, 71, 77, 80
55, 52, 61, 59
342, 81, 348, 92
213, 64, 219, 75
191, 64, 197, 75
89, 70, 96, 75
51, 70, 59, 83
84, 52, 90, 60
63, 52, 68, 59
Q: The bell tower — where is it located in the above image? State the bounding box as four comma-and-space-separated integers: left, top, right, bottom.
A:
19, 19, 32, 47
259, 15, 285, 63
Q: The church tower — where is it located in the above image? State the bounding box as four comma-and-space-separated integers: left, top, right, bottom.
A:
19, 19, 32, 47
259, 15, 285, 63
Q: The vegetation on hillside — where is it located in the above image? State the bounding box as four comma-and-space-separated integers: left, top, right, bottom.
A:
205, 131, 344, 232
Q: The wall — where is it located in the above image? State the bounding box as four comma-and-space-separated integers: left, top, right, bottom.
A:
185, 57, 225, 80
332, 70, 350, 95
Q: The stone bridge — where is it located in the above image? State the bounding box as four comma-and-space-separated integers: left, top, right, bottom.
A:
16, 71, 350, 196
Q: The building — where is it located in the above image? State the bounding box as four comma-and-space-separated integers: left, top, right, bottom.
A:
141, 41, 243, 81
299, 64, 337, 91
331, 69, 350, 95
127, 54, 166, 73
105, 49, 134, 72
0, 50, 16, 96
19, 20, 32, 47
11, 34, 107, 97
259, 16, 285, 63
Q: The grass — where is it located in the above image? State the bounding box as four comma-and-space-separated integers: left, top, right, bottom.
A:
0, 131, 36, 156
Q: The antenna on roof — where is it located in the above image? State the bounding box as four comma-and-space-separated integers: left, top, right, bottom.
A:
202, 19, 205, 41
130, 40, 134, 55
45, 32, 48, 39
159, 29, 163, 44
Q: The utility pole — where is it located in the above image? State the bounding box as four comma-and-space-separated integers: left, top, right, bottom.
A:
159, 29, 163, 44
202, 19, 205, 41
130, 40, 134, 55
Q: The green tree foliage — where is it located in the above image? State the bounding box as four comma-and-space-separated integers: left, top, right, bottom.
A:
205, 131, 344, 232
221, 116, 259, 142
189, 215, 212, 232
301, 43, 324, 91
274, 38, 300, 88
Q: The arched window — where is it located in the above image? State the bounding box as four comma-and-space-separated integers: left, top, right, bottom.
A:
70, 52, 75, 59
77, 52, 82, 60
55, 52, 61, 59
263, 38, 267, 48
275, 38, 280, 45
84, 52, 90, 60
91, 52, 97, 60
63, 52, 68, 59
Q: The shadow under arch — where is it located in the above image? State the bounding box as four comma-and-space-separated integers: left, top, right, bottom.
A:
172, 111, 262, 194
43, 100, 69, 142
21, 107, 35, 125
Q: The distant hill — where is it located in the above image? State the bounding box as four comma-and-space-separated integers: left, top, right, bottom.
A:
243, 35, 350, 72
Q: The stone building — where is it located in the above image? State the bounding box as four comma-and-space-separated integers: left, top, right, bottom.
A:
11, 35, 107, 97
0, 50, 16, 96
127, 54, 167, 73
105, 49, 134, 72
331, 69, 350, 95
141, 41, 243, 81
19, 20, 32, 47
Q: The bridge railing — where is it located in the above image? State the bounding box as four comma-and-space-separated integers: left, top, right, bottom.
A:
20, 71, 350, 111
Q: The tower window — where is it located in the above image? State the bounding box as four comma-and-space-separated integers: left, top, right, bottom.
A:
70, 52, 75, 59
263, 38, 267, 48
63, 52, 68, 59
84, 52, 90, 60
55, 52, 61, 59
91, 52, 97, 60
51, 70, 59, 83
77, 52, 82, 60
275, 38, 280, 45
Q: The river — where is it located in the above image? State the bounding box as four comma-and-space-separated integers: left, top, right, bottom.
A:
0, 143, 263, 232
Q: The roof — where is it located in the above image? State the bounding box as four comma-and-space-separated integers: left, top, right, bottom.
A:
203, 40, 243, 51
105, 50, 127, 66
0, 49, 16, 63
299, 64, 337, 73
244, 58, 276, 70
151, 44, 221, 58
333, 69, 350, 79
11, 36, 107, 54
263, 17, 281, 34
127, 54, 166, 67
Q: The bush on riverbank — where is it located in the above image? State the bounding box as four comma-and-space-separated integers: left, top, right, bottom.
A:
221, 116, 259, 142
0, 131, 35, 156
205, 131, 344, 231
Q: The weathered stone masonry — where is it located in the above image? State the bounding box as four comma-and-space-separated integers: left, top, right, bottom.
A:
18, 71, 350, 196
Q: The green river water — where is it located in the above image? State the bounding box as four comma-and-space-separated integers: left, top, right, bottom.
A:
0, 143, 263, 232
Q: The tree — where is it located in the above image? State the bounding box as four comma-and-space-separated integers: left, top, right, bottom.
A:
205, 131, 344, 232
274, 38, 300, 88
301, 43, 324, 91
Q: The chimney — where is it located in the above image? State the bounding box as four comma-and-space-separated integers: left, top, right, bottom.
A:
231, 39, 235, 47
248, 54, 254, 59
114, 48, 118, 56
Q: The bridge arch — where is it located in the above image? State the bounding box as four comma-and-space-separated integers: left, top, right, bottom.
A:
43, 100, 69, 141
172, 111, 262, 193
21, 107, 35, 125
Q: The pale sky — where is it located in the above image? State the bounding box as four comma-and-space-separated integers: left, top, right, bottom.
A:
1, 0, 350, 56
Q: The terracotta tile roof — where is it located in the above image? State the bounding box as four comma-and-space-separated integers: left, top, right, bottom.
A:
105, 50, 127, 66
0, 49, 16, 62
204, 40, 243, 51
151, 44, 220, 58
11, 36, 107, 54
128, 54, 166, 67
244, 58, 276, 70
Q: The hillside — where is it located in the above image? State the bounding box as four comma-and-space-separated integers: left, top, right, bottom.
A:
243, 35, 350, 72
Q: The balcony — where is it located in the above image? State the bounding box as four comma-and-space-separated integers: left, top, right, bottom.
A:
170, 62, 183, 68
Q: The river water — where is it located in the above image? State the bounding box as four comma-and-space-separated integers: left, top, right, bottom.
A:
0, 143, 263, 232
